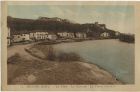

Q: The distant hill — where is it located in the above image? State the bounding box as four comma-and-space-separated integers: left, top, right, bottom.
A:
7, 16, 117, 38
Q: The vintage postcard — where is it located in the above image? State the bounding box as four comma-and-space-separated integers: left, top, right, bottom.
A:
1, 1, 140, 91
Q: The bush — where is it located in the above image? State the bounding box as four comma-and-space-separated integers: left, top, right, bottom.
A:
29, 45, 82, 62
57, 52, 81, 62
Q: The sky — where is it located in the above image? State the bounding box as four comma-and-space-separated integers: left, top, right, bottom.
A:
8, 5, 134, 34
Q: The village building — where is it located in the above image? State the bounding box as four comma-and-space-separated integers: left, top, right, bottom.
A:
12, 34, 23, 42
21, 33, 30, 41
95, 22, 106, 30
75, 32, 87, 38
29, 32, 36, 40
57, 32, 75, 38
57, 32, 68, 38
100, 24, 106, 30
38, 17, 64, 22
12, 33, 30, 43
48, 33, 57, 40
29, 31, 48, 40
100, 32, 110, 38
67, 32, 75, 38
11, 30, 31, 43
35, 32, 48, 40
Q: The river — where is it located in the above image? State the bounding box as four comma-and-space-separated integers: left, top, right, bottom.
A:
53, 39, 134, 84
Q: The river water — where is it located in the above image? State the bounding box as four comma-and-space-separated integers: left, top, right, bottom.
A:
53, 39, 134, 84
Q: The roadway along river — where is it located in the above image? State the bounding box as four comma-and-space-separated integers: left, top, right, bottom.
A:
53, 39, 134, 84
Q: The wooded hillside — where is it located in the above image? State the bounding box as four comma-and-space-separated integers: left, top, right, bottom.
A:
7, 16, 117, 38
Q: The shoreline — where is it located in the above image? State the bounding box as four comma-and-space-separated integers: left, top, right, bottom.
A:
25, 41, 122, 84
9, 37, 134, 48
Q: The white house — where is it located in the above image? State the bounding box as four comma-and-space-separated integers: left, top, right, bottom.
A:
48, 33, 57, 40
100, 32, 110, 38
12, 34, 23, 42
36, 32, 48, 40
29, 31, 48, 40
21, 33, 30, 41
29, 32, 36, 40
57, 32, 68, 38
12, 32, 30, 43
67, 32, 75, 38
58, 32, 75, 38
75, 32, 87, 38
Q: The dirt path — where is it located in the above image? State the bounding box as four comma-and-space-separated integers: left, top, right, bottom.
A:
8, 43, 44, 61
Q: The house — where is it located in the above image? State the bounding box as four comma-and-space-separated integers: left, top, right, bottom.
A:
21, 33, 30, 41
48, 33, 57, 40
29, 31, 48, 40
38, 17, 63, 22
100, 24, 106, 30
57, 32, 75, 39
12, 33, 30, 43
75, 32, 87, 38
29, 32, 36, 40
12, 30, 31, 43
95, 22, 106, 30
7, 27, 11, 46
36, 32, 48, 40
67, 32, 75, 38
100, 32, 110, 38
12, 34, 23, 42
57, 32, 68, 38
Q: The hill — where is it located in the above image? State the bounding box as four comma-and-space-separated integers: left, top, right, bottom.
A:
7, 16, 117, 38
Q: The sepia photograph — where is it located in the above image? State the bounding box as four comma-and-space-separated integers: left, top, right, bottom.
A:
1, 1, 140, 91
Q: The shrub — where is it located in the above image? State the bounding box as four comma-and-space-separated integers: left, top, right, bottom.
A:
29, 45, 82, 62
57, 52, 81, 62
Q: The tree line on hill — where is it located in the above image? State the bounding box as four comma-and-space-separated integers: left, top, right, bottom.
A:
7, 16, 115, 35
7, 16, 135, 43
